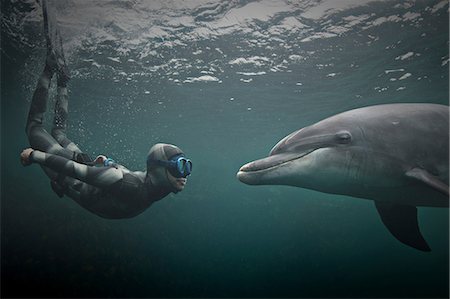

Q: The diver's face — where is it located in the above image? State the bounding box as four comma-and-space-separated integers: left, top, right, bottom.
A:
167, 171, 187, 192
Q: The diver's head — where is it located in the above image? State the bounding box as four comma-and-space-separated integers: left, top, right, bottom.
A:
146, 143, 192, 193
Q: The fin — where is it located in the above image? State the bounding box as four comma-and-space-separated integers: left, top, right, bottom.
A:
42, 0, 50, 47
42, 0, 60, 55
42, 0, 70, 84
406, 168, 449, 196
375, 202, 431, 252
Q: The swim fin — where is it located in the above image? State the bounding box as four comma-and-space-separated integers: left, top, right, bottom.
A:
42, 0, 70, 84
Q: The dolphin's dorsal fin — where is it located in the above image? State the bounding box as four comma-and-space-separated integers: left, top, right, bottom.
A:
406, 168, 449, 196
374, 202, 431, 252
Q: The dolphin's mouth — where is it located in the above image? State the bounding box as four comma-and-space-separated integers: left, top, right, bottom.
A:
238, 148, 319, 174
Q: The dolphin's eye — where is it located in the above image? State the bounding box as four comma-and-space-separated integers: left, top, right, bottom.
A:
336, 130, 352, 144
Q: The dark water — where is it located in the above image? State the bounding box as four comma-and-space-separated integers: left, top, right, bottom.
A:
1, 0, 449, 297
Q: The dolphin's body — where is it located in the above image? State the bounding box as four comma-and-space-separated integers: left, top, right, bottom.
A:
237, 103, 449, 251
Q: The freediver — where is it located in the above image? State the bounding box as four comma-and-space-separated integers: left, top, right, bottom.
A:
20, 1, 192, 219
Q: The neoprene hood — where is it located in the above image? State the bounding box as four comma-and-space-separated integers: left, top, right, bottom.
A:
146, 143, 184, 192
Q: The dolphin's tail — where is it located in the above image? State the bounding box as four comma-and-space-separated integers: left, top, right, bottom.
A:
375, 202, 431, 252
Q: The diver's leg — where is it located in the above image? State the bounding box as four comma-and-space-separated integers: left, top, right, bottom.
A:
51, 85, 83, 154
51, 84, 92, 163
27, 0, 87, 195
47, 9, 84, 156
25, 63, 52, 136
49, 55, 92, 162
25, 59, 74, 161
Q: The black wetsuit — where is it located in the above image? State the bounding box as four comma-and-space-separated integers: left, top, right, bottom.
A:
26, 61, 169, 219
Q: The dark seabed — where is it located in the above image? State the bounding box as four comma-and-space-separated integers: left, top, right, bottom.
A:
1, 0, 449, 298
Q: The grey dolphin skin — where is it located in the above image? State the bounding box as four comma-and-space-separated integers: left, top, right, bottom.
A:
237, 103, 449, 251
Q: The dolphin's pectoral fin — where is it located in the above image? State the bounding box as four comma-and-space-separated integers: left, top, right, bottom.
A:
405, 168, 449, 196
374, 202, 431, 252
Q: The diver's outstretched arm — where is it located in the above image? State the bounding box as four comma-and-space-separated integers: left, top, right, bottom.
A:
28, 149, 123, 188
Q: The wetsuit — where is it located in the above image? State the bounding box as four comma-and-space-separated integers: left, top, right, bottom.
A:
24, 0, 176, 218
25, 60, 170, 219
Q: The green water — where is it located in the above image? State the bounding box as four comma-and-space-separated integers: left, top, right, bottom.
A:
1, 0, 449, 297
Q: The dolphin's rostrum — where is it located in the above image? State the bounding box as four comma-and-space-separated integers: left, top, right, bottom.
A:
237, 103, 449, 251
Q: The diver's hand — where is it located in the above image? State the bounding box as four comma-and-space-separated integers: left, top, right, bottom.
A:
20, 148, 34, 166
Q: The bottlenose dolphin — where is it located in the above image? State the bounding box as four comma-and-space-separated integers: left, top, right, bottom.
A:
237, 103, 449, 251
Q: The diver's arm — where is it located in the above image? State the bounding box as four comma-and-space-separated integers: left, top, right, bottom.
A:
29, 150, 123, 188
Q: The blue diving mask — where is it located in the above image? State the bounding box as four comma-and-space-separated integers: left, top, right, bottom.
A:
147, 154, 192, 178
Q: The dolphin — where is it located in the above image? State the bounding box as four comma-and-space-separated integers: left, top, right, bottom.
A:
237, 103, 449, 251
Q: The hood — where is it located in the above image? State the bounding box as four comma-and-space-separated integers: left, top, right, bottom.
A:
147, 143, 184, 193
